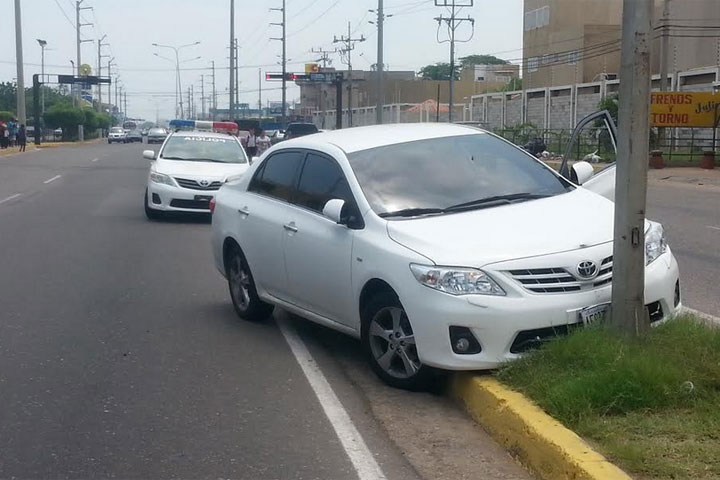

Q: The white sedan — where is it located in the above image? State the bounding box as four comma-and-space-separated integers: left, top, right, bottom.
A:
210, 124, 681, 390
144, 130, 249, 219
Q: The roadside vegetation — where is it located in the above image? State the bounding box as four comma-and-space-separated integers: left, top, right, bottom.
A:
498, 316, 720, 479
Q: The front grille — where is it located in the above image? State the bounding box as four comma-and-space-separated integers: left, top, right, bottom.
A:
507, 255, 613, 294
174, 177, 222, 191
510, 323, 582, 353
170, 199, 210, 210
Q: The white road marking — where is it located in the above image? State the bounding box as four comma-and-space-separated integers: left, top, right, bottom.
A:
683, 307, 720, 327
277, 317, 387, 480
707, 226, 720, 231
43, 175, 62, 184
91, 157, 99, 162
0, 193, 21, 205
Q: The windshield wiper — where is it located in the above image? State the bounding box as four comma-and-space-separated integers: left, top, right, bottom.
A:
445, 193, 552, 212
161, 156, 194, 161
378, 207, 446, 218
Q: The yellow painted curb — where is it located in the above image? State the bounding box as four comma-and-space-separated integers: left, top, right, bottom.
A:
450, 374, 632, 480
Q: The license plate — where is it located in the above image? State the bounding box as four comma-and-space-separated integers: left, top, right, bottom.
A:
194, 195, 213, 202
579, 303, 610, 325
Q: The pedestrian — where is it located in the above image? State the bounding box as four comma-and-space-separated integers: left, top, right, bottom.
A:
8, 119, 18, 147
256, 129, 272, 156
245, 128, 258, 157
1, 124, 9, 149
17, 124, 27, 152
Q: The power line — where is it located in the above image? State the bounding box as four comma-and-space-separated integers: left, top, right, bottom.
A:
53, 0, 76, 28
288, 0, 343, 37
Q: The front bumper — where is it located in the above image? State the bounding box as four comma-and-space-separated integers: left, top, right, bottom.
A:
404, 250, 681, 370
146, 180, 218, 213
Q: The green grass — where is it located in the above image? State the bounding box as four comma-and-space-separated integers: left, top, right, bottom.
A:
498, 317, 720, 479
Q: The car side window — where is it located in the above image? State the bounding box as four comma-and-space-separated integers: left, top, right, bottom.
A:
294, 153, 354, 213
248, 151, 304, 202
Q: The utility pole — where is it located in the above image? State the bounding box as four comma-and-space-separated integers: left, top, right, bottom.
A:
76, 0, 93, 141
374, 0, 385, 124
270, 0, 287, 125
107, 57, 114, 117
235, 38, 240, 110
14, 0, 26, 125
37, 39, 47, 120
229, 0, 235, 121
434, 0, 474, 122
334, 23, 366, 127
258, 68, 262, 116
97, 35, 107, 113
312, 47, 336, 69
200, 75, 205, 119
211, 61, 217, 120
611, 0, 653, 335
123, 91, 127, 119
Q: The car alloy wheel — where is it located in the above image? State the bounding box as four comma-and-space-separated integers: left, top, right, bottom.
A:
229, 255, 251, 313
226, 248, 274, 321
368, 306, 421, 379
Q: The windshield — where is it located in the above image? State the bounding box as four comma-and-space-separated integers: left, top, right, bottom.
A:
149, 128, 165, 135
110, 127, 123, 133
347, 134, 571, 217
160, 134, 247, 164
288, 124, 318, 135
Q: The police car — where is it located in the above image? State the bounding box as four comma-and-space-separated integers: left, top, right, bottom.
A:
143, 120, 249, 219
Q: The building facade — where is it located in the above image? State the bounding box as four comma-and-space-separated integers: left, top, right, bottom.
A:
523, 0, 720, 89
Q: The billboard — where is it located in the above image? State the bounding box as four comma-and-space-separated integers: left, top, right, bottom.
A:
650, 92, 720, 128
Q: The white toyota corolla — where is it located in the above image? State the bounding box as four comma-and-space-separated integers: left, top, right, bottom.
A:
144, 130, 249, 219
211, 124, 681, 390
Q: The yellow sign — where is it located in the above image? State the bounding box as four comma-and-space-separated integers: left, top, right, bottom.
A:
305, 63, 319, 74
650, 92, 720, 127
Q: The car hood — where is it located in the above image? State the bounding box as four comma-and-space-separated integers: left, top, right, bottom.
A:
386, 188, 616, 266
154, 159, 249, 180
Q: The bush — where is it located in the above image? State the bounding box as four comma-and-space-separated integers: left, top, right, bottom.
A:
0, 110, 14, 122
44, 104, 85, 140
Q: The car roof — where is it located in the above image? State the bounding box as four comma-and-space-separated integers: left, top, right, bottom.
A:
285, 123, 485, 153
169, 130, 236, 139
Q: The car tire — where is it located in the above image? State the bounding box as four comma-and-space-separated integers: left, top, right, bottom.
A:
144, 189, 162, 220
226, 246, 274, 321
362, 291, 436, 391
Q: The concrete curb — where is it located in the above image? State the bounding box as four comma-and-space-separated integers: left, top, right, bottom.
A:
450, 374, 632, 480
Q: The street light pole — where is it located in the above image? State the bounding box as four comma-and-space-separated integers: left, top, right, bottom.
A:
37, 40, 47, 118
14, 0, 27, 125
153, 41, 200, 119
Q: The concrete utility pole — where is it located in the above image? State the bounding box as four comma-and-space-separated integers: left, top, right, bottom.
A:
611, 0, 654, 335
235, 38, 240, 110
658, 0, 671, 146
14, 0, 27, 125
270, 0, 287, 125
312, 47, 336, 69
37, 39, 47, 120
374, 0, 385, 124
123, 91, 127, 119
107, 57, 114, 116
97, 35, 108, 113
211, 61, 217, 120
434, 0, 474, 122
200, 75, 205, 119
334, 23, 366, 127
229, 0, 235, 121
76, 0, 93, 141
258, 68, 262, 115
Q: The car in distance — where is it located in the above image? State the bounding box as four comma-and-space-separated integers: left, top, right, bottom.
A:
144, 130, 249, 219
210, 123, 681, 390
267, 129, 285, 145
146, 127, 168, 144
108, 126, 127, 144
283, 122, 318, 141
126, 129, 143, 143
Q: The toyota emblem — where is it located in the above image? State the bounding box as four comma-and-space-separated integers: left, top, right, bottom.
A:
199, 179, 210, 187
576, 260, 598, 279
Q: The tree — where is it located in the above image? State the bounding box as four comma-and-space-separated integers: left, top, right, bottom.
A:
82, 108, 99, 131
418, 62, 460, 81
597, 94, 618, 125
44, 104, 85, 140
502, 77, 523, 92
97, 114, 112, 130
459, 55, 509, 69
0, 111, 14, 122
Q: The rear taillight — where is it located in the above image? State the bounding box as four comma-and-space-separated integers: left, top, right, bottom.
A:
209, 197, 216, 214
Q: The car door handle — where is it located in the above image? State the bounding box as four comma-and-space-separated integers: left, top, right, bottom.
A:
283, 223, 298, 233
238, 206, 250, 216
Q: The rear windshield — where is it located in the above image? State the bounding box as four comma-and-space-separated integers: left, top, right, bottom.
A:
149, 128, 166, 134
110, 127, 123, 133
160, 135, 247, 164
288, 124, 318, 135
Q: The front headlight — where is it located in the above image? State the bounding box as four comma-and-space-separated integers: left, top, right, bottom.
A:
150, 171, 175, 186
645, 222, 668, 265
410, 264, 506, 296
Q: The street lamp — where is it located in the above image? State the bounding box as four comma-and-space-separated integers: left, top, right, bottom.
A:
37, 39, 47, 122
152, 41, 201, 118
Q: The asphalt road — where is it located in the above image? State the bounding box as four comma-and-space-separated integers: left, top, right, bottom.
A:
647, 180, 720, 317
0, 143, 531, 480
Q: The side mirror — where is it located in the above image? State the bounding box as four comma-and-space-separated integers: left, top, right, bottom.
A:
143, 150, 156, 160
322, 198, 346, 224
570, 161, 594, 185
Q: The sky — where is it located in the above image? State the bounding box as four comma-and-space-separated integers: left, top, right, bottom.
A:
1, 0, 523, 121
